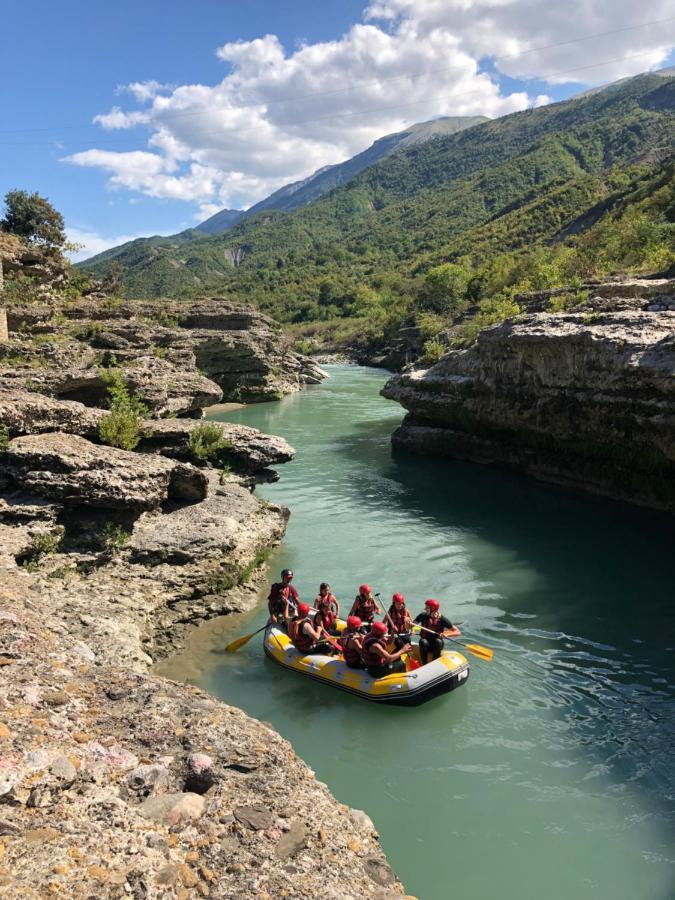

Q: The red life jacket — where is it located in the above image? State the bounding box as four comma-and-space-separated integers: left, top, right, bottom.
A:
388, 605, 409, 633
269, 583, 298, 615
316, 593, 337, 614
419, 613, 444, 635
340, 630, 362, 668
354, 596, 376, 622
361, 633, 387, 667
288, 616, 314, 652
314, 608, 336, 632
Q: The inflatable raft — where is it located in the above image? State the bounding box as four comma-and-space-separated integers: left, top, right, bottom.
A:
263, 623, 470, 706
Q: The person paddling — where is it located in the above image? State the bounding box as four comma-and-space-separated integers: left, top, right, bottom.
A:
315, 582, 340, 619
340, 615, 365, 669
414, 599, 460, 664
314, 590, 338, 636
267, 568, 299, 624
387, 593, 412, 648
361, 621, 411, 678
349, 584, 381, 630
288, 602, 337, 655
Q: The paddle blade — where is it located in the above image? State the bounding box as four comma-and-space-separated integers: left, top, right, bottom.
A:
464, 642, 493, 661
225, 632, 255, 653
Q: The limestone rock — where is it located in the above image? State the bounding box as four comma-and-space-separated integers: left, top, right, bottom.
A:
2, 432, 207, 510
138, 791, 206, 824
0, 388, 104, 437
383, 287, 675, 511
138, 418, 295, 471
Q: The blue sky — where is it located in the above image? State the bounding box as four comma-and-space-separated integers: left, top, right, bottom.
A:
1, 0, 673, 259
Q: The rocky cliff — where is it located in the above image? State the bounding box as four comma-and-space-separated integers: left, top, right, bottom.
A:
382, 278, 675, 512
1, 295, 325, 408
0, 299, 404, 897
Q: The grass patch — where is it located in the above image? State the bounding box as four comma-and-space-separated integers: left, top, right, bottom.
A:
19, 529, 63, 571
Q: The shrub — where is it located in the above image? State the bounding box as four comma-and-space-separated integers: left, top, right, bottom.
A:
98, 369, 148, 451
0, 425, 9, 452
102, 522, 131, 551
20, 528, 63, 570
420, 338, 446, 366
188, 423, 232, 462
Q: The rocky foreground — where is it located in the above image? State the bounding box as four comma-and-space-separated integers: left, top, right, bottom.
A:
0, 295, 405, 896
382, 278, 675, 512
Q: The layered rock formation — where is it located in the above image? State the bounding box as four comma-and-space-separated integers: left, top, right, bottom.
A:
0, 569, 405, 899
382, 279, 675, 512
0, 301, 404, 896
3, 297, 325, 408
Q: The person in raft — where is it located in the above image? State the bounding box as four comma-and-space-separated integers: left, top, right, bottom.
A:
340, 615, 365, 669
288, 602, 338, 655
314, 589, 339, 636
267, 568, 299, 624
414, 599, 460, 664
315, 582, 340, 619
386, 593, 413, 647
361, 621, 411, 678
349, 584, 381, 630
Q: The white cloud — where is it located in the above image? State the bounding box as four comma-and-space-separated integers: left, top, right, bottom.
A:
121, 80, 174, 103
366, 1, 675, 84
66, 227, 156, 262
62, 2, 675, 213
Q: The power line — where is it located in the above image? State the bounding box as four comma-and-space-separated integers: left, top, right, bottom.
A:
1, 49, 671, 151
0, 15, 673, 139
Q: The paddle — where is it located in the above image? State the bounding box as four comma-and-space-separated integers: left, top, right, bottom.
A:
226, 600, 341, 656
413, 624, 493, 661
225, 622, 269, 653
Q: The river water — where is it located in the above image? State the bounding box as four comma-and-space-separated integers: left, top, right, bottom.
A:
161, 365, 675, 900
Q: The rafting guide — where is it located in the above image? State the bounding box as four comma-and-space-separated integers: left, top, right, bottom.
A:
267, 568, 299, 623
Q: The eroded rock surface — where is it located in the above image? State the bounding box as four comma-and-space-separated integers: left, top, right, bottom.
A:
0, 580, 405, 899
3, 297, 326, 409
382, 280, 675, 511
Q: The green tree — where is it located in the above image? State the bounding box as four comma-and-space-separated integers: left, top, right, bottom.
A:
1, 190, 66, 252
418, 263, 471, 313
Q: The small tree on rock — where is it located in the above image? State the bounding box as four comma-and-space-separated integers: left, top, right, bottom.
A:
1, 190, 66, 253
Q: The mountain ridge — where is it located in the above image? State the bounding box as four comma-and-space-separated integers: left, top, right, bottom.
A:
79, 114, 488, 268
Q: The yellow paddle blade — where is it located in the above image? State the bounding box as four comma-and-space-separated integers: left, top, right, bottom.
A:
225, 632, 255, 653
463, 643, 494, 661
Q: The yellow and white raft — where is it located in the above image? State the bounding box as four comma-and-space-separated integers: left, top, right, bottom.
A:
263, 623, 470, 706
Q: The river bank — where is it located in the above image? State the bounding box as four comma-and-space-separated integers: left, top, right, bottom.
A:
0, 298, 406, 898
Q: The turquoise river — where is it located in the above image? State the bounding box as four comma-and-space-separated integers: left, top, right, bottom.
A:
160, 365, 675, 900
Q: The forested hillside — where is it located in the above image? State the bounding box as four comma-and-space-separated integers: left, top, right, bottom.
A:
81, 71, 675, 352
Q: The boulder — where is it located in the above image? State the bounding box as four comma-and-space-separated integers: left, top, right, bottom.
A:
2, 432, 207, 510
137, 418, 295, 471
0, 388, 104, 437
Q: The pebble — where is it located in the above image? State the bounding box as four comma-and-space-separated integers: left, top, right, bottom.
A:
138, 791, 206, 825
234, 804, 274, 831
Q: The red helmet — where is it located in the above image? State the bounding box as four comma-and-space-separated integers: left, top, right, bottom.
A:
297, 602, 310, 616
358, 583, 372, 596
371, 621, 388, 636
392, 593, 405, 605
347, 615, 362, 629
425, 599, 440, 612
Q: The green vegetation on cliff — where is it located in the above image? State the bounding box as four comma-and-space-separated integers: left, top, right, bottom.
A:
80, 72, 675, 349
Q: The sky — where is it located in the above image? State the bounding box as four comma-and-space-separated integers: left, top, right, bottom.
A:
1, 0, 674, 261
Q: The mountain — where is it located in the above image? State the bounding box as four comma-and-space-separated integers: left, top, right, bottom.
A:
194, 207, 244, 235
79, 115, 487, 269
80, 69, 675, 349
242, 115, 488, 216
